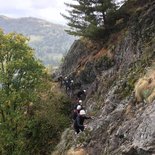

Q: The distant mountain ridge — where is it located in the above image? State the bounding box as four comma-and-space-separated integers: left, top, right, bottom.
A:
0, 15, 75, 67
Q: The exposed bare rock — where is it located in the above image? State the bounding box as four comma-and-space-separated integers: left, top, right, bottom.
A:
53, 1, 155, 155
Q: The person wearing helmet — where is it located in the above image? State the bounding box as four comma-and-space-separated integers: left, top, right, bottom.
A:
74, 109, 91, 134
63, 77, 70, 93
72, 99, 83, 120
78, 100, 82, 105
77, 105, 82, 110
68, 78, 74, 97
73, 99, 82, 110
77, 89, 86, 100
72, 105, 82, 121
69, 79, 74, 90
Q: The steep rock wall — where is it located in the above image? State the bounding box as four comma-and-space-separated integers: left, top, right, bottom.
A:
54, 1, 155, 155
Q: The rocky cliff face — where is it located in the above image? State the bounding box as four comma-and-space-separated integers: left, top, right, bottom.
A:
53, 1, 155, 155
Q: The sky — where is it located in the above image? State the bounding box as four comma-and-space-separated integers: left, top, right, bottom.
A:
0, 0, 122, 25
0, 0, 73, 25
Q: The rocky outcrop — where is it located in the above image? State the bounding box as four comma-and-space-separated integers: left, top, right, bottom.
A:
61, 39, 102, 76
61, 40, 90, 75
53, 1, 155, 155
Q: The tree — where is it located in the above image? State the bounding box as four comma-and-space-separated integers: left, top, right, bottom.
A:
0, 29, 44, 154
0, 29, 70, 154
62, 0, 94, 36
92, 0, 117, 27
62, 0, 118, 38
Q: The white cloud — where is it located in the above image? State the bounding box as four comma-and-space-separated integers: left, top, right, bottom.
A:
31, 0, 58, 9
0, 0, 32, 10
0, 0, 122, 25
37, 7, 65, 24
0, 0, 73, 25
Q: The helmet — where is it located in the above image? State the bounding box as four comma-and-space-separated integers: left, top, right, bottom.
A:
79, 100, 82, 103
80, 110, 86, 115
77, 105, 82, 110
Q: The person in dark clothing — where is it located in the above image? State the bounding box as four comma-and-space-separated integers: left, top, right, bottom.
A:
74, 110, 91, 134
71, 100, 83, 120
72, 105, 82, 121
73, 99, 82, 110
64, 77, 70, 92
68, 79, 74, 97
77, 90, 86, 100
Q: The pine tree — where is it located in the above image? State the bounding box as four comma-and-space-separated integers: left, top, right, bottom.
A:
62, 0, 118, 38
91, 0, 117, 27
62, 0, 94, 36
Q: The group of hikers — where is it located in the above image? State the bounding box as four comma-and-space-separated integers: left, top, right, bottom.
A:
57, 75, 92, 134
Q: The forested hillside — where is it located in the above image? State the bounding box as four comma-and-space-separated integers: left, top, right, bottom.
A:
0, 15, 75, 67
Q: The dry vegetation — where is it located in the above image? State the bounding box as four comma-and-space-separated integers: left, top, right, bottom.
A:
134, 64, 155, 103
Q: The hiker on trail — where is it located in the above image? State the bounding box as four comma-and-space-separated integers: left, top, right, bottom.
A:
64, 77, 70, 92
72, 105, 82, 121
68, 79, 74, 97
74, 109, 91, 134
69, 80, 74, 90
73, 100, 83, 110
77, 89, 86, 100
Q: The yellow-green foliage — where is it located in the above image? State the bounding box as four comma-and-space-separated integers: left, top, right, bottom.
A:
134, 68, 155, 103
0, 29, 70, 155
27, 79, 71, 155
